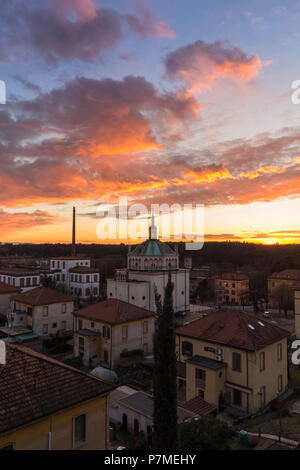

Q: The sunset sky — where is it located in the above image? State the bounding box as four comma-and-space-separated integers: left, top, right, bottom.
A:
1, 0, 300, 244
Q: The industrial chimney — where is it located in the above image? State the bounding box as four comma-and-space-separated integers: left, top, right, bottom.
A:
72, 207, 76, 257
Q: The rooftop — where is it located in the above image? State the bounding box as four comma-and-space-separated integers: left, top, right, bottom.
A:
130, 239, 176, 257
186, 355, 227, 370
269, 269, 300, 281
0, 267, 39, 276
112, 389, 193, 422
0, 344, 113, 435
0, 281, 19, 294
176, 309, 289, 352
181, 396, 217, 416
74, 299, 155, 325
69, 266, 99, 273
13, 286, 74, 306
217, 272, 249, 281
50, 257, 90, 261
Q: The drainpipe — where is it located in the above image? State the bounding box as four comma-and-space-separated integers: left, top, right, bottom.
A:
48, 431, 52, 450
246, 351, 249, 414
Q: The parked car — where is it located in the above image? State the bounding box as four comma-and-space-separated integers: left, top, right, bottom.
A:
263, 311, 271, 319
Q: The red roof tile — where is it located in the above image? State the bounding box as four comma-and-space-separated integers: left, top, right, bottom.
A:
74, 299, 155, 325
182, 396, 217, 416
269, 269, 300, 281
176, 309, 289, 351
0, 344, 113, 434
13, 287, 74, 306
0, 281, 19, 294
217, 272, 249, 281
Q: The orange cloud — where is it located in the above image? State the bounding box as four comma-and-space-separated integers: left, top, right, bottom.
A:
164, 40, 267, 96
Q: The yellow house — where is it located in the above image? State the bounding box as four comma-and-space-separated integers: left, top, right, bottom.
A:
294, 289, 300, 339
0, 342, 113, 450
73, 299, 155, 369
176, 309, 289, 416
268, 269, 300, 308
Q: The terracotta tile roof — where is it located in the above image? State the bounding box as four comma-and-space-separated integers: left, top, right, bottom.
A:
176, 309, 289, 351
0, 281, 19, 294
0, 344, 113, 435
13, 287, 74, 306
50, 257, 90, 260
74, 299, 155, 325
182, 396, 217, 416
0, 267, 39, 277
217, 272, 249, 281
177, 361, 186, 379
69, 267, 99, 273
269, 269, 300, 281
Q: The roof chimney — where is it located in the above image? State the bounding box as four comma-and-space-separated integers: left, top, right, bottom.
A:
0, 340, 6, 365
72, 207, 76, 257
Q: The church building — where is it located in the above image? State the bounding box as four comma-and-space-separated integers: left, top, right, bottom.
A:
107, 217, 190, 314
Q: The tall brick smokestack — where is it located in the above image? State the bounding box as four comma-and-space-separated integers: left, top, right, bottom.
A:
72, 207, 76, 257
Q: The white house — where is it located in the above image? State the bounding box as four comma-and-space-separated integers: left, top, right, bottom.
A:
12, 286, 74, 336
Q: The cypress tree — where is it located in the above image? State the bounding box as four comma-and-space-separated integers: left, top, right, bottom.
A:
152, 272, 178, 450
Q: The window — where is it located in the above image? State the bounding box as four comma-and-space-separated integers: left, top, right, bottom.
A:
78, 336, 84, 353
26, 278, 31, 286
143, 321, 148, 334
78, 320, 82, 330
62, 304, 66, 314
74, 414, 86, 448
86, 275, 90, 283
232, 353, 241, 372
43, 306, 48, 317
103, 326, 110, 339
20, 278, 24, 287
93, 287, 98, 295
122, 326, 128, 339
182, 341, 193, 357
52, 322, 57, 328
43, 324, 48, 335
260, 352, 265, 371
198, 390, 205, 399
278, 375, 283, 393
86, 288, 90, 297
260, 386, 266, 407
61, 321, 66, 330
91, 322, 95, 328
233, 389, 242, 407
94, 275, 97, 282
33, 277, 37, 286
195, 369, 206, 389
278, 343, 282, 361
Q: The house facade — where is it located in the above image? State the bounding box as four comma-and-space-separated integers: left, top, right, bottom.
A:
268, 269, 300, 308
0, 342, 113, 450
0, 282, 19, 315
176, 310, 289, 416
12, 287, 74, 336
215, 273, 249, 305
49, 257, 100, 300
0, 268, 41, 292
73, 299, 155, 369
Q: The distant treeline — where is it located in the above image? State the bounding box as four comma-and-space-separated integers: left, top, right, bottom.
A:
0, 241, 300, 276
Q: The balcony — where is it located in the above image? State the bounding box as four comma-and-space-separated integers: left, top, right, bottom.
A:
196, 379, 206, 390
